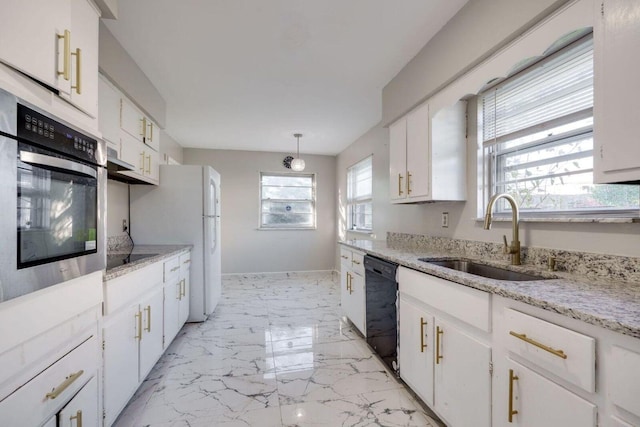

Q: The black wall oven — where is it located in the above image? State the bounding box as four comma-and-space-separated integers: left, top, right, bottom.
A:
0, 88, 106, 302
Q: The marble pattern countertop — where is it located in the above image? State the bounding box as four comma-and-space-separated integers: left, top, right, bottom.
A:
340, 239, 640, 339
104, 244, 193, 281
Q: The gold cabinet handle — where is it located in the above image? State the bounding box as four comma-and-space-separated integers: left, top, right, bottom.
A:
144, 306, 151, 333
145, 154, 151, 174
352, 260, 361, 265
508, 369, 519, 422
420, 317, 428, 352
139, 152, 145, 172
183, 259, 191, 264
57, 29, 70, 80
45, 370, 84, 400
147, 122, 154, 142
135, 311, 142, 341
436, 326, 443, 364
509, 331, 567, 359
71, 48, 81, 94
341, 255, 349, 260
70, 410, 83, 427
176, 282, 182, 300
407, 171, 412, 195
181, 279, 186, 297
140, 117, 147, 139
170, 266, 180, 273
398, 173, 404, 196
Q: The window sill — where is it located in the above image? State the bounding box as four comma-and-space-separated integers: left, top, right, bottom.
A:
475, 216, 640, 224
257, 227, 317, 231
347, 229, 373, 235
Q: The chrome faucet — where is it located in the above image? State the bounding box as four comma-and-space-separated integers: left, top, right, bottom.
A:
484, 193, 521, 265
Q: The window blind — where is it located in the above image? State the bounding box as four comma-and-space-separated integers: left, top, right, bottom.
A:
481, 35, 593, 147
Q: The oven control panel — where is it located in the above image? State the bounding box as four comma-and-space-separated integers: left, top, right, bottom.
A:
16, 104, 100, 166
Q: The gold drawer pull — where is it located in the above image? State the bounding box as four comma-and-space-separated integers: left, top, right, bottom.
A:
352, 260, 361, 265
436, 326, 443, 364
183, 259, 191, 264
341, 255, 349, 259
45, 370, 84, 400
420, 317, 428, 352
170, 266, 180, 272
70, 409, 83, 427
509, 331, 567, 359
508, 369, 519, 422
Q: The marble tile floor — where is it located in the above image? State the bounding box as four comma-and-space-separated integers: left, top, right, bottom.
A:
114, 272, 442, 427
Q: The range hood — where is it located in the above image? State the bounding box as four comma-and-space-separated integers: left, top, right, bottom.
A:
106, 146, 135, 172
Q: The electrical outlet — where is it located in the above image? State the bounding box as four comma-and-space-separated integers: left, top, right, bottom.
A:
122, 219, 128, 232
441, 212, 449, 228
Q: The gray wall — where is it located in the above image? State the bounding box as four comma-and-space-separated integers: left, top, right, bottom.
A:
184, 149, 337, 274
99, 22, 166, 127
106, 180, 129, 238
382, 0, 570, 125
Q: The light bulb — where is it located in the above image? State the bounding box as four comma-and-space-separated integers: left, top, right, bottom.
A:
291, 158, 305, 171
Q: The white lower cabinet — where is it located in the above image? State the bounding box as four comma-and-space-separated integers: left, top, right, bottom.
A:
58, 375, 99, 427
340, 248, 366, 335
434, 318, 491, 427
504, 359, 596, 427
103, 251, 191, 426
399, 296, 434, 406
398, 267, 491, 427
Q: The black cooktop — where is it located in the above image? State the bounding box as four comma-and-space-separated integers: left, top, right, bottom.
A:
106, 253, 160, 270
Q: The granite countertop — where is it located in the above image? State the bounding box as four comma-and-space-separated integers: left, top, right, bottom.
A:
340, 239, 640, 339
104, 244, 193, 281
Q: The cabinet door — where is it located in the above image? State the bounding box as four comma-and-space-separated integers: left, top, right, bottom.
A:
144, 118, 161, 152
399, 296, 434, 406
349, 272, 366, 335
121, 98, 145, 142
594, 0, 640, 182
504, 359, 597, 427
179, 254, 191, 326
406, 102, 430, 199
145, 148, 160, 183
98, 75, 121, 146
434, 319, 491, 427
340, 269, 352, 319
57, 375, 98, 427
139, 287, 165, 381
0, 0, 70, 91
389, 118, 407, 201
120, 132, 145, 175
164, 281, 181, 347
61, 0, 99, 117
103, 304, 140, 427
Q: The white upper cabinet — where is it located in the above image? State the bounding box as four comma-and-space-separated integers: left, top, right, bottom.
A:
0, 0, 99, 118
593, 0, 640, 183
0, 0, 70, 92
389, 100, 466, 203
98, 75, 120, 147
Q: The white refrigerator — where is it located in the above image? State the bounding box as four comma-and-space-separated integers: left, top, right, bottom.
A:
130, 165, 221, 322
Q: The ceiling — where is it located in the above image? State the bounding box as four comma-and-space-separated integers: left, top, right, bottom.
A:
105, 0, 468, 156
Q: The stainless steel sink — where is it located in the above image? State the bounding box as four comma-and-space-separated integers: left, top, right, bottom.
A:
418, 258, 547, 282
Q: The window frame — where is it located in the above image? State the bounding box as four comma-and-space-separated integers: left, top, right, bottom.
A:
346, 155, 373, 233
258, 172, 317, 230
478, 33, 639, 220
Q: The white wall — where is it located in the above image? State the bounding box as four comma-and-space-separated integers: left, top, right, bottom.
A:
184, 149, 337, 274
106, 179, 129, 238
338, 0, 640, 260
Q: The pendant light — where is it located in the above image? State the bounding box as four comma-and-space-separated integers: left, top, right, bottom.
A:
291, 133, 305, 172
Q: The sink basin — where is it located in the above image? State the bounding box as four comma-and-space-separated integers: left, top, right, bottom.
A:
418, 258, 547, 282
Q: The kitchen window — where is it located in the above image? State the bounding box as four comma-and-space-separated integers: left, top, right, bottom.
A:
480, 33, 639, 217
347, 155, 373, 232
260, 173, 316, 229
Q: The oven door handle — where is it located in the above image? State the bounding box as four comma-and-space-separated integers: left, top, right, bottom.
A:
20, 151, 97, 179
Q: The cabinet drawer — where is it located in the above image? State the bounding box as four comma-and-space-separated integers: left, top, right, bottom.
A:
610, 345, 640, 418
164, 256, 181, 284
179, 251, 191, 271
399, 267, 491, 332
104, 262, 163, 315
351, 251, 365, 277
340, 248, 351, 267
0, 336, 97, 426
505, 309, 595, 393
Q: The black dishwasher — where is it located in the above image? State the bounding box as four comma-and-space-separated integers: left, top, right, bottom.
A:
364, 255, 398, 373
